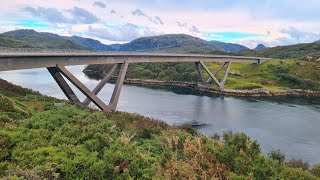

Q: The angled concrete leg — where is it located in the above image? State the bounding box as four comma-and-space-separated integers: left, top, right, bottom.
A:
197, 61, 232, 90
105, 62, 129, 111
56, 65, 108, 111
206, 62, 227, 84
195, 62, 207, 85
199, 61, 222, 88
220, 62, 231, 89
47, 67, 81, 105
82, 64, 118, 107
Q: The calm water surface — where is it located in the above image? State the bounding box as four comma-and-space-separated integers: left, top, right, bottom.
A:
1, 65, 320, 163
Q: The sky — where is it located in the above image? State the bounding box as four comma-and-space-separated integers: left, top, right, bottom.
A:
1, 0, 320, 48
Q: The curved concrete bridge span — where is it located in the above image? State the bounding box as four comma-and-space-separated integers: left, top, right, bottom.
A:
0, 48, 271, 112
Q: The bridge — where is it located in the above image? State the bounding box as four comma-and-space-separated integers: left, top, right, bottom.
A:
0, 48, 271, 112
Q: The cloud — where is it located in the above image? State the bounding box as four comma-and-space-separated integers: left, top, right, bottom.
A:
132, 9, 146, 16
281, 27, 320, 43
68, 7, 99, 24
110, 10, 117, 14
154, 16, 163, 25
24, 6, 99, 24
235, 27, 320, 48
132, 9, 164, 25
24, 7, 69, 23
93, 1, 106, 8
176, 21, 187, 28
87, 23, 161, 41
190, 26, 200, 34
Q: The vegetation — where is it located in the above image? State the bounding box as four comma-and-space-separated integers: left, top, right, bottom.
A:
236, 43, 320, 59
2, 29, 87, 50
0, 79, 319, 179
0, 35, 30, 48
85, 59, 320, 91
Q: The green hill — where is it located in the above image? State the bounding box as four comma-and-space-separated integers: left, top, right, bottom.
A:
237, 43, 320, 59
119, 34, 248, 53
2, 29, 88, 50
0, 35, 30, 48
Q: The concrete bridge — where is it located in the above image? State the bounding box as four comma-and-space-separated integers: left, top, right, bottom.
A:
0, 48, 270, 112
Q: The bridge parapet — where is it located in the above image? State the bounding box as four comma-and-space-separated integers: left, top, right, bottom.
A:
0, 48, 270, 61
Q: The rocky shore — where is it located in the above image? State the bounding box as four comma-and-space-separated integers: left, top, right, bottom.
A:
122, 78, 320, 97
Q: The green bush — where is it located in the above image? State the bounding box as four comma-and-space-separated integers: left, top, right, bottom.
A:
268, 149, 286, 163
310, 164, 320, 177
286, 159, 310, 171
280, 167, 318, 180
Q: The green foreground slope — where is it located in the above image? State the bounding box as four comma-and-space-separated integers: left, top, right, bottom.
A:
0, 79, 320, 179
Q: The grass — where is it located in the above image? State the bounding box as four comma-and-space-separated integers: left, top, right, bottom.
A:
203, 59, 320, 91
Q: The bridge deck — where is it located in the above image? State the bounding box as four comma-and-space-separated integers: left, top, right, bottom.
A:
0, 49, 270, 71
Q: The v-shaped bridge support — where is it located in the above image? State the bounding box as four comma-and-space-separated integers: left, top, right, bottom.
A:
47, 62, 128, 112
195, 61, 231, 90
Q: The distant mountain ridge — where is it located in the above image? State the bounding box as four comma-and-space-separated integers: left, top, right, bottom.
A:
1, 29, 249, 53
119, 34, 249, 53
2, 29, 320, 59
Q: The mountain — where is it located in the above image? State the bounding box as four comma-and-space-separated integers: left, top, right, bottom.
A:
314, 40, 320, 43
254, 44, 267, 51
118, 34, 248, 53
209, 40, 248, 52
1, 29, 249, 53
119, 34, 213, 53
0, 34, 31, 48
2, 29, 87, 50
237, 43, 320, 59
64, 36, 120, 51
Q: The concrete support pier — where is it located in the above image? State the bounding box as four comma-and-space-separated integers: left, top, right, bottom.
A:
195, 61, 232, 90
48, 62, 129, 112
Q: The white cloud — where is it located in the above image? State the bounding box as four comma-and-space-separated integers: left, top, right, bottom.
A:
1, 0, 320, 45
71, 23, 162, 42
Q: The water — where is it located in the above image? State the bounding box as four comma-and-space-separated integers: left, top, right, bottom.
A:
1, 65, 320, 163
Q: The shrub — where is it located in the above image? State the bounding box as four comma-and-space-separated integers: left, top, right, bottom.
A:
310, 164, 320, 177
280, 167, 318, 180
286, 159, 310, 171
268, 149, 286, 163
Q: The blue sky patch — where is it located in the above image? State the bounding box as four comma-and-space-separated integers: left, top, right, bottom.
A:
15, 20, 53, 29
205, 32, 268, 42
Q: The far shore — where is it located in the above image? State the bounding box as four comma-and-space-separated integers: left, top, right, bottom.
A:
119, 78, 320, 97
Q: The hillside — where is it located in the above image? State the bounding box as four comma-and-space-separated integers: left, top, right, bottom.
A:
3, 29, 88, 50
1, 29, 249, 53
237, 43, 320, 59
209, 40, 248, 52
0, 35, 30, 48
119, 34, 248, 53
65, 36, 120, 51
0, 79, 319, 179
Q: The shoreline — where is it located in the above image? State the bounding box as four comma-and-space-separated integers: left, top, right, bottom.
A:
121, 78, 320, 97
